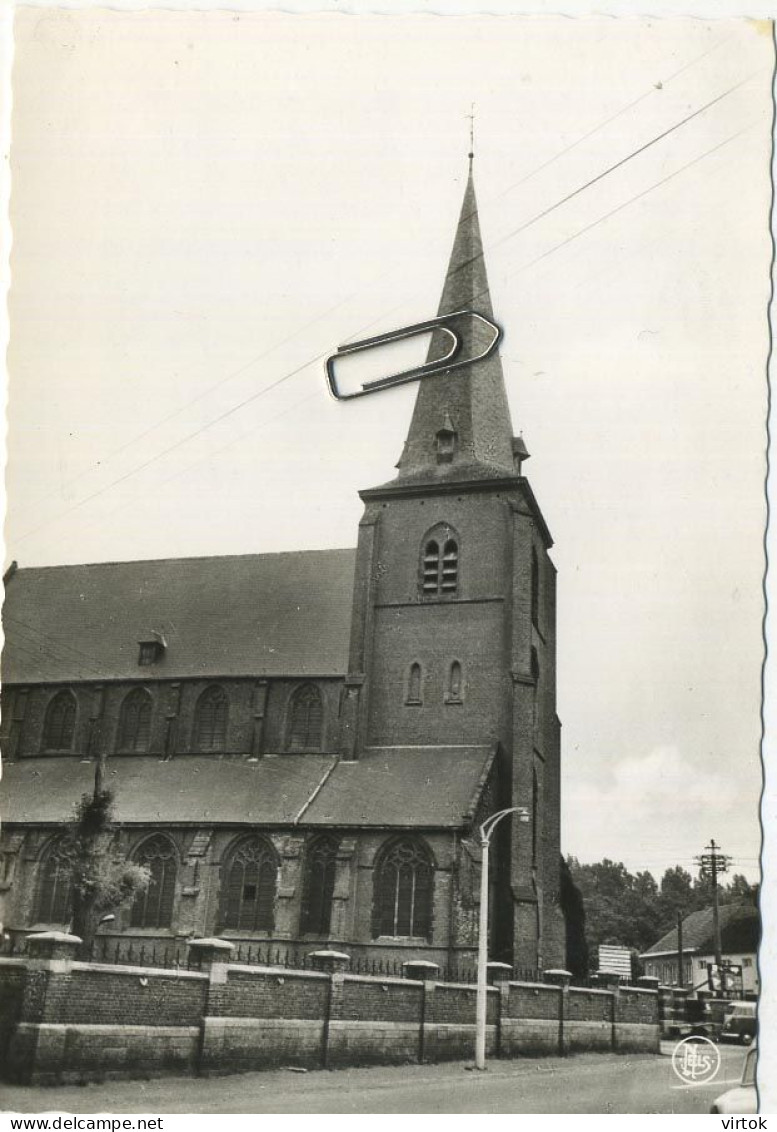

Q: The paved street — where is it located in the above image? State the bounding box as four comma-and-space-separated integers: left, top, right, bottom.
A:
0, 1044, 749, 1114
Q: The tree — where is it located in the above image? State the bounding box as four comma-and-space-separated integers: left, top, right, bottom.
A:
66, 758, 150, 957
656, 866, 695, 934
559, 855, 589, 977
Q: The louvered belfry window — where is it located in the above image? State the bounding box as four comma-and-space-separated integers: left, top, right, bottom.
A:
288, 684, 324, 751
118, 688, 152, 752
422, 540, 440, 594
36, 838, 74, 924
374, 838, 433, 939
420, 528, 459, 598
130, 835, 177, 928
43, 690, 77, 751
194, 685, 228, 752
300, 834, 339, 935
222, 837, 278, 932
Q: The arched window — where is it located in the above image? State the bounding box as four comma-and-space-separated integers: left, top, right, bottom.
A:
531, 546, 540, 629
420, 526, 459, 598
130, 835, 177, 928
43, 690, 76, 752
445, 661, 463, 703
221, 836, 278, 932
373, 837, 434, 939
406, 662, 423, 705
194, 685, 228, 752
287, 684, 324, 751
300, 834, 339, 935
117, 688, 152, 753
36, 837, 74, 924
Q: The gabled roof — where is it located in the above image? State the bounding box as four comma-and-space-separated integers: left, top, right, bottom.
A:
0, 746, 496, 830
2, 550, 356, 684
640, 902, 760, 958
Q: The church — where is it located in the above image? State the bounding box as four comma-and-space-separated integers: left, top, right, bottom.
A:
0, 165, 565, 973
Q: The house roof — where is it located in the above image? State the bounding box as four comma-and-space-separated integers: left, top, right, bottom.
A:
0, 746, 496, 830
640, 902, 760, 958
2, 550, 356, 684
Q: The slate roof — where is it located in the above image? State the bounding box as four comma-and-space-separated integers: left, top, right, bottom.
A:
2, 550, 356, 683
0, 746, 496, 830
641, 902, 760, 957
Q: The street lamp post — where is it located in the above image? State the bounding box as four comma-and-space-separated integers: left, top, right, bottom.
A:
475, 805, 529, 1071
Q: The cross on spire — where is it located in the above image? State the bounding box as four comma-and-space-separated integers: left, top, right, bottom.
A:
467, 102, 475, 165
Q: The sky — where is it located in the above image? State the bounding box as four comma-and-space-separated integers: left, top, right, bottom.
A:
4, 10, 772, 883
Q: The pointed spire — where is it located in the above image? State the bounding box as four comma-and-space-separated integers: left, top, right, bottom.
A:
397, 164, 515, 483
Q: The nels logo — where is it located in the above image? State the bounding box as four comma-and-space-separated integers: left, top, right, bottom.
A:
671, 1037, 721, 1085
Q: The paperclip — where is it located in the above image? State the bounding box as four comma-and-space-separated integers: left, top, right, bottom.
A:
325, 309, 502, 401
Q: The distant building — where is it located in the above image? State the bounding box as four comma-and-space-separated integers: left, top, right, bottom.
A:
640, 903, 759, 995
0, 164, 565, 971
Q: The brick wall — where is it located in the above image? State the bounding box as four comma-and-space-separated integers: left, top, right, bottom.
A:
4, 944, 660, 1085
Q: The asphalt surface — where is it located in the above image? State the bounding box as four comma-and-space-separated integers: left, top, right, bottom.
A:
0, 1042, 749, 1115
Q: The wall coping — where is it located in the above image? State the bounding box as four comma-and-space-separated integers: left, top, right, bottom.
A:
226, 963, 329, 981
343, 973, 422, 988
0, 957, 29, 967
434, 981, 499, 994
188, 937, 235, 953
568, 986, 615, 998
70, 961, 208, 980
26, 931, 82, 945
508, 980, 561, 991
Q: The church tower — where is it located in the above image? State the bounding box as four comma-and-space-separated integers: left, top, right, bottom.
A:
341, 164, 564, 969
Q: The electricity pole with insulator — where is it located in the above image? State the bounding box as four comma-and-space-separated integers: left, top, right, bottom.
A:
695, 839, 731, 996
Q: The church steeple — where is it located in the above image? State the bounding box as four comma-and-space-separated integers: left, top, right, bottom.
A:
397, 165, 516, 483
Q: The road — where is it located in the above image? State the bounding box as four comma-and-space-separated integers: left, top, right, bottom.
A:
0, 1043, 748, 1115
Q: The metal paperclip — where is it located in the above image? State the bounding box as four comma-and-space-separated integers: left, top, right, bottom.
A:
325, 309, 502, 401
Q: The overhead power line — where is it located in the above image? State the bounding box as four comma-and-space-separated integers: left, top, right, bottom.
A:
37, 32, 733, 514
12, 69, 762, 548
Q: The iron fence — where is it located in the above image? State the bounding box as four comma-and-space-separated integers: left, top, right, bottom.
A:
0, 932, 549, 985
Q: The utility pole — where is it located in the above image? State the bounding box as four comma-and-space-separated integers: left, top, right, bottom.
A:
695, 839, 731, 996
677, 912, 684, 988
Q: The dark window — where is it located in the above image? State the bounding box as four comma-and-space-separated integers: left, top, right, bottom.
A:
36, 838, 74, 924
445, 661, 463, 703
374, 837, 433, 939
406, 663, 423, 705
288, 684, 324, 751
531, 547, 540, 629
420, 528, 459, 598
43, 690, 77, 751
422, 540, 440, 594
300, 835, 339, 935
130, 835, 177, 928
531, 647, 540, 728
138, 642, 159, 666
118, 688, 152, 753
221, 836, 278, 932
194, 685, 228, 752
532, 768, 539, 867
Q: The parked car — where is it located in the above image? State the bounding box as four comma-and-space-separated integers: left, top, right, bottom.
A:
710, 1044, 757, 1114
720, 1000, 757, 1045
